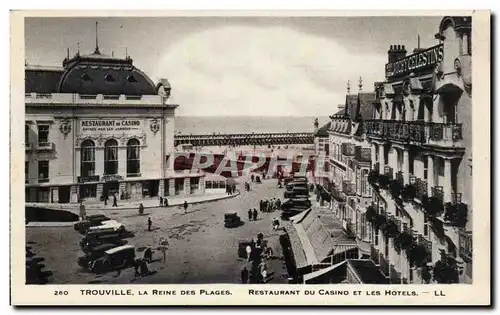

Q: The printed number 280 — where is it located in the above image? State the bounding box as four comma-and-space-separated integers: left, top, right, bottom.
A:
54, 290, 68, 296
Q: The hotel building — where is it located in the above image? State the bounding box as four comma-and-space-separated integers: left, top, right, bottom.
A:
25, 44, 206, 203
365, 16, 472, 284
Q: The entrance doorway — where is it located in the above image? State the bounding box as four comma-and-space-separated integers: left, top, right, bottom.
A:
175, 178, 184, 195
58, 186, 71, 203
103, 182, 120, 199
142, 180, 159, 198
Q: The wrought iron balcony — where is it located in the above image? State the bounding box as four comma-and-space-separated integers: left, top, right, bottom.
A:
342, 180, 356, 196
365, 120, 463, 145
36, 142, 54, 151
459, 230, 472, 263
451, 192, 462, 204
431, 186, 444, 202
355, 146, 371, 163
415, 178, 428, 201
417, 234, 432, 263
341, 143, 356, 156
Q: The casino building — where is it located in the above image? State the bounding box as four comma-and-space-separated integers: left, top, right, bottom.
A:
25, 42, 205, 203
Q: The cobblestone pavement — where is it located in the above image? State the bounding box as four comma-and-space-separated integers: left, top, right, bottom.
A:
26, 177, 290, 284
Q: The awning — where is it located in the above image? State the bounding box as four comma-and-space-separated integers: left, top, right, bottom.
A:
333, 244, 358, 256
286, 223, 308, 269
290, 208, 312, 224
303, 260, 347, 283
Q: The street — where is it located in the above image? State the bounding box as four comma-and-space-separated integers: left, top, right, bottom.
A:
26, 177, 290, 284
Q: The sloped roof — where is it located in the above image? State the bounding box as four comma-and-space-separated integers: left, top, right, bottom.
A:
347, 259, 389, 284
345, 94, 358, 121
25, 66, 64, 94
314, 121, 331, 137
356, 92, 376, 121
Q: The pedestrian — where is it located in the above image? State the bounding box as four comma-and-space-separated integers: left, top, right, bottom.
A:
79, 201, 86, 221
241, 266, 249, 284
103, 193, 108, 206
251, 174, 254, 182
164, 197, 168, 207
246, 245, 252, 261
112, 194, 118, 207
252, 208, 258, 221
144, 247, 153, 263
183, 201, 188, 214
248, 209, 253, 221
259, 200, 263, 212
147, 217, 152, 231
273, 217, 280, 230
159, 196, 163, 207
134, 259, 141, 277
139, 203, 144, 215
276, 198, 281, 209
139, 259, 149, 277
232, 183, 236, 194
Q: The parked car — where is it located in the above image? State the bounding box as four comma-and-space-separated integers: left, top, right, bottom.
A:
284, 187, 309, 199
81, 237, 127, 253
80, 229, 126, 250
281, 207, 307, 220
87, 220, 125, 234
280, 198, 311, 210
77, 243, 119, 267
88, 245, 136, 274
224, 212, 242, 228
74, 215, 111, 233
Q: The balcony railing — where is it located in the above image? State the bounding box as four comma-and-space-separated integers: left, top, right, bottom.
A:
355, 146, 371, 163
451, 192, 462, 204
431, 186, 444, 202
341, 143, 356, 156
395, 171, 404, 186
418, 234, 432, 262
38, 177, 50, 183
459, 230, 472, 263
366, 120, 463, 144
36, 142, 54, 151
342, 181, 356, 196
415, 178, 428, 201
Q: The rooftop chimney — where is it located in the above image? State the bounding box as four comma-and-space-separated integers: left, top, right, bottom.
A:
388, 44, 407, 63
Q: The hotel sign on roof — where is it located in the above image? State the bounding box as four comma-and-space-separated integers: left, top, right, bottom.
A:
385, 44, 444, 79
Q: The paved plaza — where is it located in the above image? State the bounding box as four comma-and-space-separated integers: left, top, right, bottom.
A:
26, 177, 290, 284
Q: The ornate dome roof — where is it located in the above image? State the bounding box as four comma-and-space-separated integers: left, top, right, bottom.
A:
56, 50, 157, 95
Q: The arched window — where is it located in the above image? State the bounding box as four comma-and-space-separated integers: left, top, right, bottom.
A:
104, 139, 118, 175
81, 139, 95, 177
126, 138, 140, 177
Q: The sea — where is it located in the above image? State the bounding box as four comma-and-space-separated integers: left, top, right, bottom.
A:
174, 116, 330, 135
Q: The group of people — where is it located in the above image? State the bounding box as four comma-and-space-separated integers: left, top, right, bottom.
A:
259, 198, 281, 212
247, 208, 259, 221
244, 182, 251, 192
102, 193, 119, 207
158, 197, 169, 207
241, 233, 274, 284
250, 174, 263, 184
226, 183, 237, 195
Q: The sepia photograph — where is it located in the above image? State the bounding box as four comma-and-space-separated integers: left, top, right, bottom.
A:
10, 10, 490, 306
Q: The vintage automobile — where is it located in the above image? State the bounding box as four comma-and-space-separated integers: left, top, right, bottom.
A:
281, 207, 308, 220
77, 243, 118, 267
284, 187, 309, 199
286, 181, 308, 191
88, 245, 136, 274
80, 228, 127, 251
224, 212, 242, 228
74, 214, 111, 233
280, 198, 312, 210
87, 220, 125, 234
81, 237, 127, 253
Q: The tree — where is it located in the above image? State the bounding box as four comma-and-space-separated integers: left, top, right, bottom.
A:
378, 174, 390, 189
401, 184, 417, 201
365, 205, 377, 222
444, 202, 468, 227
424, 196, 444, 217
389, 180, 403, 199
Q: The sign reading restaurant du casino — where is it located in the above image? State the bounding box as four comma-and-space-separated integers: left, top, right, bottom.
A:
385, 44, 444, 79
79, 119, 142, 133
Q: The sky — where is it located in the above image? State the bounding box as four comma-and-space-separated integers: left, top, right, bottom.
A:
25, 16, 443, 116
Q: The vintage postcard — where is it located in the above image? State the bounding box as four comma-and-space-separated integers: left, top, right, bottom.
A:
10, 10, 490, 306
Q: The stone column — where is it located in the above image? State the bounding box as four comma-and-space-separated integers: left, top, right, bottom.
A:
184, 177, 191, 196
51, 187, 59, 203
158, 179, 165, 197
403, 149, 410, 185
199, 175, 206, 194
95, 148, 104, 177
118, 147, 127, 177
169, 178, 175, 196
427, 155, 434, 196
371, 143, 377, 170
379, 144, 385, 174
443, 158, 452, 203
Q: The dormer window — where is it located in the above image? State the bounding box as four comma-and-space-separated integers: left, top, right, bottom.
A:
81, 73, 91, 82
104, 74, 115, 82
127, 75, 137, 83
